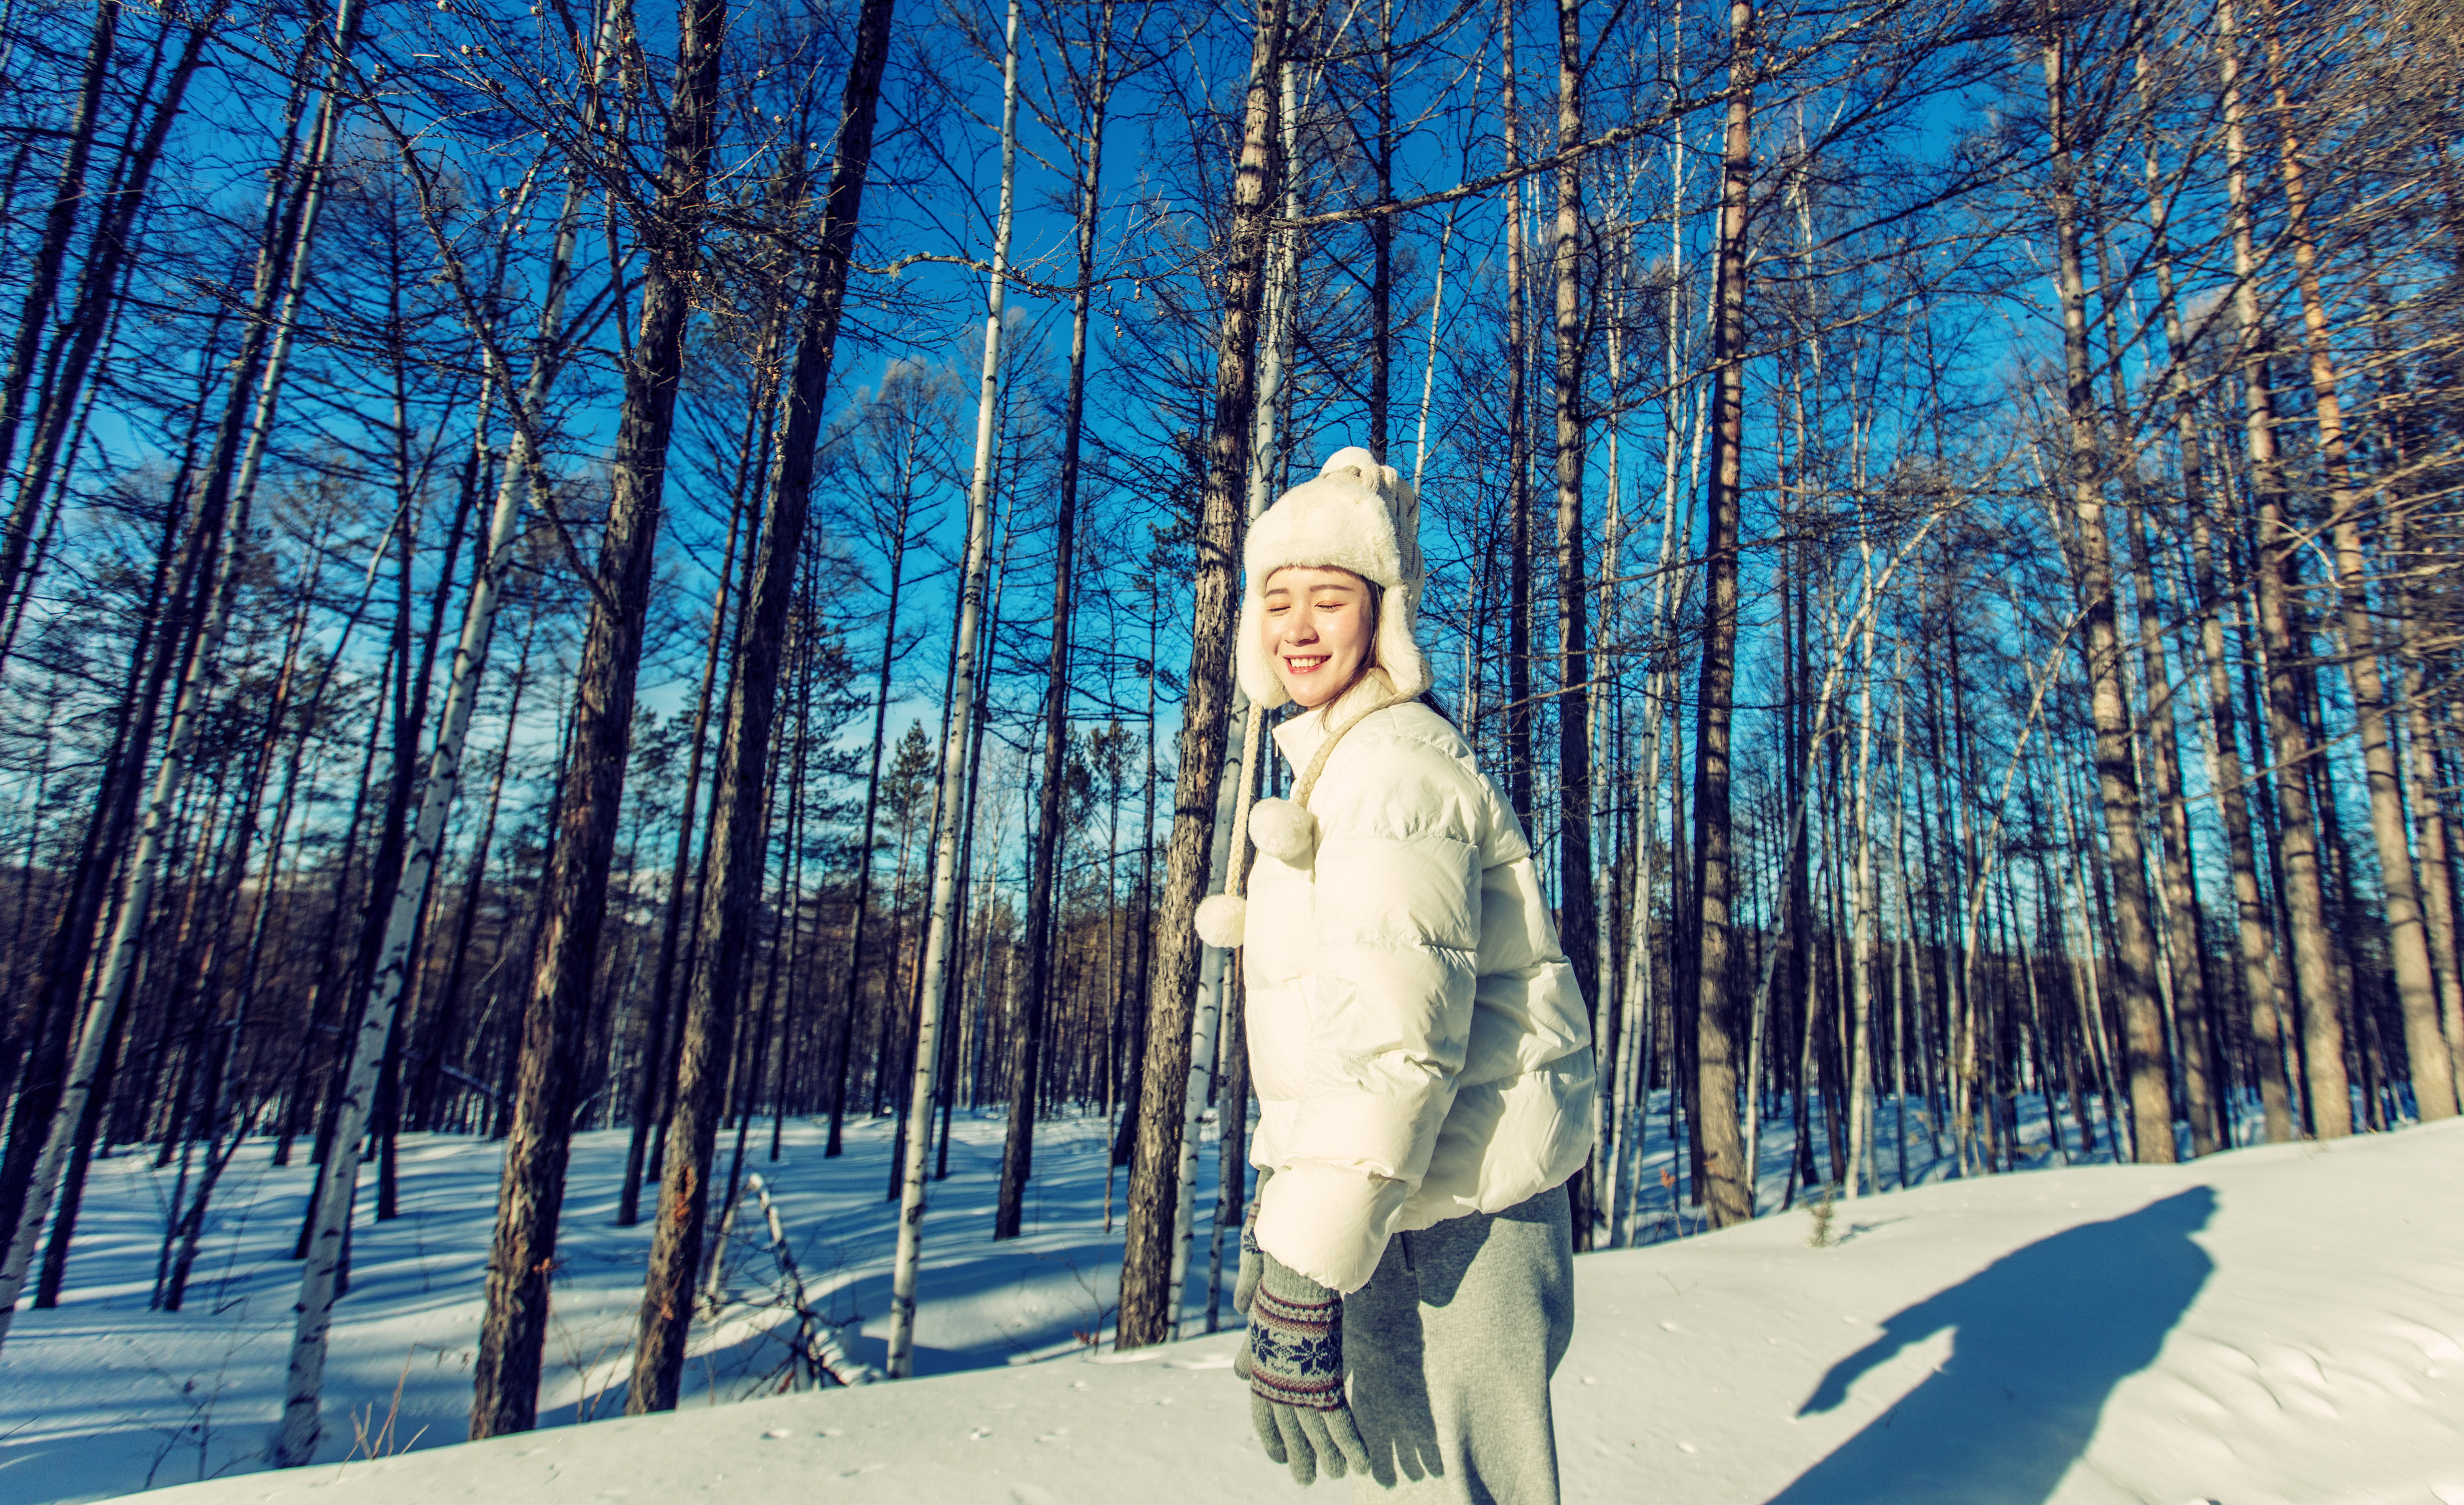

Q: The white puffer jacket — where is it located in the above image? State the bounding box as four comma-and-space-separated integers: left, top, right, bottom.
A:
1245, 673, 1598, 1293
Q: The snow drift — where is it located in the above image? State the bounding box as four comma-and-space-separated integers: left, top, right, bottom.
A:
26, 1115, 2457, 1505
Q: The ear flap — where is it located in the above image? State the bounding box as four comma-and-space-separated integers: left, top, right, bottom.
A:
1235, 590, 1291, 709
1387, 470, 1423, 588
1377, 579, 1431, 701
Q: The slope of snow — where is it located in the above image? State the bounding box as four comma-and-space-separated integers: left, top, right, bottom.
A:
0, 1081, 2008, 1502
0, 1112, 1169, 1503
35, 1115, 2460, 1505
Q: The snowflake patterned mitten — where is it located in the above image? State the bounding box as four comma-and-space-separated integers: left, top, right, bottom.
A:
1235, 1250, 1370, 1486
1234, 1167, 1272, 1319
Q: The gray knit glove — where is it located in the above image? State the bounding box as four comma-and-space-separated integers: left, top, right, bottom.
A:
1234, 1166, 1272, 1319
1234, 1250, 1370, 1486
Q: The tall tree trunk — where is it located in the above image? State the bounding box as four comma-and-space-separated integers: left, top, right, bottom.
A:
2042, 23, 2174, 1163
2094, 194, 2219, 1156
2266, 41, 2455, 1122
2219, 0, 2348, 1138
617, 403, 756, 1224
2147, 90, 2293, 1144
628, 0, 896, 1410
413, 616, 537, 1130
1367, 2, 1393, 455
276, 134, 596, 1476
1115, 0, 1285, 1349
468, 0, 730, 1437
1501, 0, 1534, 829
998, 7, 1111, 1240
824, 484, 917, 1158
1688, 0, 1756, 1230
2388, 507, 2464, 1099
1550, 0, 1598, 1244
1112, 588, 1163, 1171
885, 0, 1020, 1377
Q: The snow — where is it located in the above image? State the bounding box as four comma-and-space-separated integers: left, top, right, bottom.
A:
0, 1112, 1159, 1501
4, 1110, 2461, 1504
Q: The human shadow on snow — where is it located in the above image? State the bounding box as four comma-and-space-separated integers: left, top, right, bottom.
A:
1764, 1185, 2214, 1505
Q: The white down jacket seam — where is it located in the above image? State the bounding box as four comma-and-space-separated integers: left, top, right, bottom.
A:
1245, 684, 1597, 1293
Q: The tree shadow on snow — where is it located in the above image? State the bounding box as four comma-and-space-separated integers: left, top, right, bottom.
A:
1764, 1185, 2214, 1505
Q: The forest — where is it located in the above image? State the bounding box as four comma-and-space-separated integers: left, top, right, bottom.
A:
0, 0, 2456, 1466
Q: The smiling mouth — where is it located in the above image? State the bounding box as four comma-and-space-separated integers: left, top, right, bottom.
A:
1283, 655, 1329, 673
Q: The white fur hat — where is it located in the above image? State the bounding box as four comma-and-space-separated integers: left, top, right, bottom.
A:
1234, 447, 1430, 710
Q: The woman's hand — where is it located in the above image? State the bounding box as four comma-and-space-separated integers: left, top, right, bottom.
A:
1235, 1250, 1371, 1485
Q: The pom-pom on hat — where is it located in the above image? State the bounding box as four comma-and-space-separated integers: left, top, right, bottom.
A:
1235, 447, 1430, 710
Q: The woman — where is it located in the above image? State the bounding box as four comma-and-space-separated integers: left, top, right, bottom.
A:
1202, 448, 1598, 1501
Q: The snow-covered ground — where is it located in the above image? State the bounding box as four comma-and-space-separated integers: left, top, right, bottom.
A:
4, 1104, 2460, 1503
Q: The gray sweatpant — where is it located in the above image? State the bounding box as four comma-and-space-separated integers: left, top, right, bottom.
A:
1342, 1182, 1574, 1504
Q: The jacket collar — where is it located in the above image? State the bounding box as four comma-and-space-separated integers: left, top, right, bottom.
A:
1271, 668, 1398, 772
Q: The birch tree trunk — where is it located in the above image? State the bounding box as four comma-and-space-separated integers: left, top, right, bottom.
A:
1501, 0, 1535, 829
276, 70, 617, 1478
1170, 737, 1244, 1336
1846, 548, 1878, 1198
884, 0, 1018, 1380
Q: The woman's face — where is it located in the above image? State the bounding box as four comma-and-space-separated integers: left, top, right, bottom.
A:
1262, 566, 1375, 709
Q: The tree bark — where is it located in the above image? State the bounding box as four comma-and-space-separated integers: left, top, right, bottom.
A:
631, 0, 897, 1409
468, 0, 730, 1436
0, 0, 353, 1344
0, 0, 117, 610
2266, 37, 2455, 1121
2219, 0, 2348, 1138
1688, 0, 1756, 1230
998, 6, 1112, 1240
1550, 0, 1598, 1244
2042, 24, 2174, 1163
885, 0, 1020, 1376
1115, 0, 1285, 1349
1501, 0, 1535, 830
618, 400, 756, 1225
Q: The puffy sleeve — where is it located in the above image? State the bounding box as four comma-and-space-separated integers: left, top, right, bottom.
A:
1253, 726, 1484, 1292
